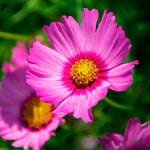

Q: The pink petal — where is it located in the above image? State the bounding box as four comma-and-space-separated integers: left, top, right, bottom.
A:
38, 130, 51, 147
98, 138, 114, 150
81, 8, 99, 52
27, 41, 68, 77
43, 17, 82, 58
94, 9, 114, 54
11, 42, 27, 68
0, 118, 28, 140
54, 81, 108, 123
12, 122, 58, 150
98, 133, 124, 150
2, 42, 27, 73
54, 79, 109, 122
94, 10, 131, 69
45, 117, 60, 131
124, 118, 150, 149
99, 61, 138, 91
61, 16, 84, 54
2, 62, 15, 73
0, 99, 20, 119
54, 89, 92, 122
27, 42, 75, 105
38, 117, 64, 147
1, 69, 33, 103
106, 133, 124, 147
0, 124, 27, 140
73, 90, 92, 122
12, 132, 32, 150
26, 73, 75, 106
10, 116, 64, 150
29, 133, 40, 150
85, 80, 109, 108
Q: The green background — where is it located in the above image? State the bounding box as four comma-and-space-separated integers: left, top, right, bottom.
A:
0, 0, 150, 149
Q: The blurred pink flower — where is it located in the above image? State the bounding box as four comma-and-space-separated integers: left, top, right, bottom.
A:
2, 42, 27, 73
99, 118, 150, 150
26, 8, 138, 122
0, 43, 65, 150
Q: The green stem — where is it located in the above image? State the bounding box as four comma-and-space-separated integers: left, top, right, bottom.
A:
104, 97, 131, 111
0, 31, 32, 42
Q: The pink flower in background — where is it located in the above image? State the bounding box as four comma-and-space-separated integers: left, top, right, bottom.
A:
2, 42, 27, 73
27, 8, 138, 122
0, 44, 65, 150
98, 118, 150, 150
0, 70, 64, 150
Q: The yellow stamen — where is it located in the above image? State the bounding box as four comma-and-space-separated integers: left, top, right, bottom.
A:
23, 98, 53, 130
70, 59, 98, 87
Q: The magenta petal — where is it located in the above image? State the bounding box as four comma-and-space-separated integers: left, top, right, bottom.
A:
54, 89, 93, 122
45, 117, 61, 131
99, 61, 138, 91
86, 80, 109, 107
26, 73, 75, 106
94, 10, 115, 55
0, 123, 27, 140
124, 118, 150, 150
27, 41, 68, 77
61, 16, 83, 54
27, 42, 75, 105
99, 118, 150, 150
98, 133, 124, 150
98, 138, 114, 150
1, 69, 33, 105
106, 133, 124, 143
11, 117, 62, 150
43, 18, 81, 58
12, 133, 32, 150
38, 130, 51, 148
94, 10, 131, 69
11, 42, 27, 68
81, 8, 98, 52
106, 133, 124, 149
2, 62, 15, 73
30, 133, 40, 150
2, 42, 27, 73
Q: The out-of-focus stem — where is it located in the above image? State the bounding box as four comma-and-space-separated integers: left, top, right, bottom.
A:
0, 31, 32, 42
104, 97, 131, 111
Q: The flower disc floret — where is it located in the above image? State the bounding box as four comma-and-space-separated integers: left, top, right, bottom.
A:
70, 59, 98, 87
23, 97, 53, 129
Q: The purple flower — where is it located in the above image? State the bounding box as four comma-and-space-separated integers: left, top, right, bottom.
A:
26, 8, 138, 122
0, 43, 65, 150
99, 118, 150, 150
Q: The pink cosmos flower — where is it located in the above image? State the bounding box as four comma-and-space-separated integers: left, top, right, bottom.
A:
0, 44, 65, 150
26, 8, 138, 122
98, 118, 150, 150
2, 42, 27, 73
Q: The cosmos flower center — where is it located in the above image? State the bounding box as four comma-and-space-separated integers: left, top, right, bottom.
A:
22, 97, 53, 130
70, 59, 98, 87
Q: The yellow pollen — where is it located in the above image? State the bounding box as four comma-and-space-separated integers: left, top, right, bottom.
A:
70, 59, 98, 87
23, 98, 53, 130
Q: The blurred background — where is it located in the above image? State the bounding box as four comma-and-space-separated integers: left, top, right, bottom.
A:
0, 0, 150, 149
